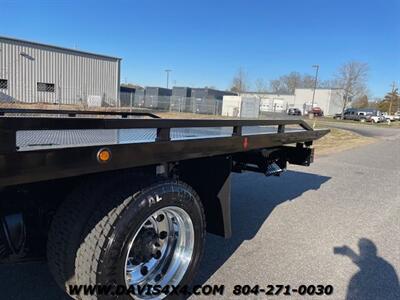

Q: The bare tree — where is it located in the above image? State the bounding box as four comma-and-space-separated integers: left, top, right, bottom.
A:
302, 74, 317, 89
281, 72, 302, 94
254, 78, 268, 93
269, 72, 322, 94
335, 61, 369, 118
230, 68, 249, 93
318, 79, 335, 88
352, 95, 369, 109
378, 83, 399, 113
269, 79, 285, 93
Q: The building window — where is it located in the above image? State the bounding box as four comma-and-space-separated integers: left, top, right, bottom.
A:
0, 79, 7, 89
37, 82, 55, 92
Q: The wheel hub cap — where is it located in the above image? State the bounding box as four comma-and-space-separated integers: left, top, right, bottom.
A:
124, 206, 194, 299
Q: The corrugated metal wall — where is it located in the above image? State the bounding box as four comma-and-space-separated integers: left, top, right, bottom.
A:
0, 38, 120, 105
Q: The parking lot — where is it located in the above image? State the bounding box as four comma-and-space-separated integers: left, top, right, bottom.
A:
193, 124, 400, 299
0, 124, 399, 299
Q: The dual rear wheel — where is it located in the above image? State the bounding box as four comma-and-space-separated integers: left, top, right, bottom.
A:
47, 176, 205, 300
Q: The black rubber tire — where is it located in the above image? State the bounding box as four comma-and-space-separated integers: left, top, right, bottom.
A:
47, 174, 205, 300
47, 172, 146, 296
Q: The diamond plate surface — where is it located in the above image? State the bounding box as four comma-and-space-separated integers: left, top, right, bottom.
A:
16, 126, 304, 151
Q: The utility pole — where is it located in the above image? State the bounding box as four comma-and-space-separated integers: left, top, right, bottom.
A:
311, 65, 319, 109
398, 84, 400, 114
165, 69, 172, 89
389, 81, 397, 115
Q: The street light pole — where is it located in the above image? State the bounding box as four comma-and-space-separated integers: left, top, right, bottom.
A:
165, 69, 172, 89
311, 64, 319, 110
389, 81, 397, 115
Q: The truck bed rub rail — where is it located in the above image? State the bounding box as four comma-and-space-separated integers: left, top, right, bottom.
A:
0, 109, 329, 186
0, 107, 161, 119
0, 114, 313, 153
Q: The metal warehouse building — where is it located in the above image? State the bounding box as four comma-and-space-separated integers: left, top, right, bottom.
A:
0, 36, 121, 106
242, 88, 344, 116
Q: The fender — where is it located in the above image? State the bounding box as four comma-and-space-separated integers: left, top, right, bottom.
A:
175, 156, 232, 238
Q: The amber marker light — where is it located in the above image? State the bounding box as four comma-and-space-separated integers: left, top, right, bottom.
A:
97, 148, 112, 163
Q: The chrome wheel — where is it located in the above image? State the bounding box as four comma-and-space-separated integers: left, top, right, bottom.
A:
124, 206, 195, 299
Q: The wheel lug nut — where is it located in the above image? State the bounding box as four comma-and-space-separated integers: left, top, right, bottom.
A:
153, 250, 162, 259
154, 242, 160, 248
156, 214, 165, 222
140, 266, 148, 276
155, 274, 162, 282
159, 231, 168, 240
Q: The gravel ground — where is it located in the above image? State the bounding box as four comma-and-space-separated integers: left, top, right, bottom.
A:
0, 125, 399, 300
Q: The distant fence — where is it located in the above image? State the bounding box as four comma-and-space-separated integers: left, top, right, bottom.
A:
0, 88, 294, 118
119, 92, 223, 115
0, 85, 118, 107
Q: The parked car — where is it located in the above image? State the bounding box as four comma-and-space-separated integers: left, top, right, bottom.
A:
395, 111, 400, 121
358, 111, 386, 123
308, 107, 324, 116
334, 108, 357, 120
334, 108, 385, 123
382, 112, 397, 121
356, 111, 370, 122
287, 108, 302, 116
365, 114, 382, 123
333, 112, 343, 120
379, 115, 387, 122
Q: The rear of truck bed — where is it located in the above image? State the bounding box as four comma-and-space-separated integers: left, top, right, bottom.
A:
0, 108, 327, 187
0, 108, 329, 300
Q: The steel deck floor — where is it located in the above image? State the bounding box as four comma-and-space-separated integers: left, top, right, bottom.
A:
16, 126, 305, 151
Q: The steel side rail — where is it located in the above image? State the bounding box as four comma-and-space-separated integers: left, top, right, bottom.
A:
0, 108, 160, 119
0, 117, 312, 131
0, 129, 329, 187
0, 116, 313, 154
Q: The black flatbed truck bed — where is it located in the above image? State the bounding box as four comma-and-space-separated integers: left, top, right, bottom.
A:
0, 108, 328, 187
0, 108, 329, 299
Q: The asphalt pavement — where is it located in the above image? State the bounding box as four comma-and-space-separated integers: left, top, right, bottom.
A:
1, 124, 399, 300
316, 120, 400, 138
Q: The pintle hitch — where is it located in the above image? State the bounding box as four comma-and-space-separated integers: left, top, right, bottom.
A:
265, 162, 284, 177
232, 149, 286, 176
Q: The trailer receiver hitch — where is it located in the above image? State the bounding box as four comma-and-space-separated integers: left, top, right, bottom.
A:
265, 162, 283, 176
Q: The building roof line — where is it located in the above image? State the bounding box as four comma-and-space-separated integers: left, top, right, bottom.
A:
295, 87, 342, 90
242, 87, 343, 95
241, 91, 294, 96
0, 35, 121, 61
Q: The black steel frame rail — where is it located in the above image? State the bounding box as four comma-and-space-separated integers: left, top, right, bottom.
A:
0, 130, 328, 187
0, 110, 329, 187
0, 108, 160, 119
0, 116, 311, 131
0, 111, 313, 153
